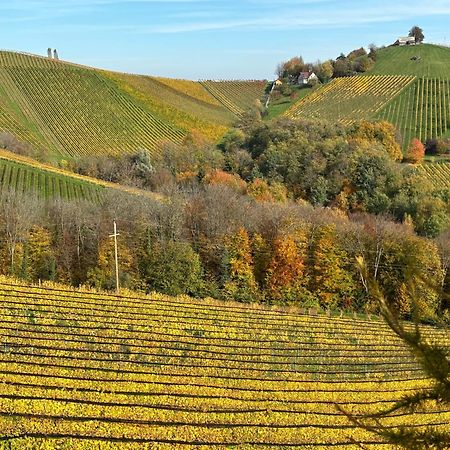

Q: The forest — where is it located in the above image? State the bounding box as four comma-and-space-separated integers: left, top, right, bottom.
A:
1, 117, 449, 322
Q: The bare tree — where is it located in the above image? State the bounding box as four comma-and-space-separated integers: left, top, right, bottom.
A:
0, 189, 40, 274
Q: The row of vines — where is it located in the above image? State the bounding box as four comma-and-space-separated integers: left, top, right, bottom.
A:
200, 80, 268, 116
0, 158, 104, 202
285, 75, 415, 124
0, 278, 448, 448
376, 77, 450, 149
0, 51, 186, 159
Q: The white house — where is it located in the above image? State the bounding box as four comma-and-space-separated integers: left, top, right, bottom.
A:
298, 71, 318, 85
396, 36, 417, 46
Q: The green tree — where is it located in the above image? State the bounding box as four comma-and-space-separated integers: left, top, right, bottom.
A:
308, 224, 356, 309
140, 241, 203, 296
409, 26, 425, 44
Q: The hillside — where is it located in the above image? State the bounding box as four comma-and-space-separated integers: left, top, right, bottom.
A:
368, 43, 450, 78
0, 277, 448, 448
0, 51, 265, 162
284, 44, 450, 152
0, 149, 161, 202
285, 75, 414, 125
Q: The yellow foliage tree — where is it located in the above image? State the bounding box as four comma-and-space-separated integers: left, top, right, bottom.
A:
223, 228, 260, 303
265, 234, 309, 305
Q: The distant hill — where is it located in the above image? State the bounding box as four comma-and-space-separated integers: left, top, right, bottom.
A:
0, 50, 266, 161
367, 43, 450, 78
286, 44, 450, 150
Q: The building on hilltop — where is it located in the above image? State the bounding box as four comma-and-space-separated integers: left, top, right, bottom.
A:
298, 71, 318, 85
395, 36, 417, 46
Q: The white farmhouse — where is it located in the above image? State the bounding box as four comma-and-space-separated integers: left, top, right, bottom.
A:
298, 71, 318, 85
395, 36, 417, 46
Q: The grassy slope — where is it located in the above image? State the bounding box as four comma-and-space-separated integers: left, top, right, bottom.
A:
0, 277, 448, 448
266, 86, 313, 120
368, 44, 450, 78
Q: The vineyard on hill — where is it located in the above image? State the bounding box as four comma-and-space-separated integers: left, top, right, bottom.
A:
0, 158, 104, 202
0, 149, 162, 202
416, 162, 450, 190
376, 77, 450, 148
102, 72, 233, 141
0, 277, 448, 448
200, 80, 268, 116
0, 51, 187, 160
285, 75, 415, 125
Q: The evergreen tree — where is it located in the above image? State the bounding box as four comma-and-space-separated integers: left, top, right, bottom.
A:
338, 257, 449, 449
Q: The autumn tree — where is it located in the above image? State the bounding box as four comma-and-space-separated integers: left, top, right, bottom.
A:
0, 189, 39, 275
405, 138, 425, 163
26, 226, 56, 282
265, 233, 309, 305
308, 224, 357, 309
88, 236, 138, 291
348, 120, 403, 161
222, 227, 260, 303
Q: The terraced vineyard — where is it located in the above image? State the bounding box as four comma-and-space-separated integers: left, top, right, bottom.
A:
0, 51, 186, 159
376, 77, 450, 148
0, 277, 448, 449
286, 75, 415, 125
200, 80, 268, 116
416, 162, 450, 190
0, 157, 104, 202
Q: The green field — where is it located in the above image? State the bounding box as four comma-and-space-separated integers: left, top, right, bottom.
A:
0, 157, 104, 202
368, 44, 450, 79
0, 278, 448, 448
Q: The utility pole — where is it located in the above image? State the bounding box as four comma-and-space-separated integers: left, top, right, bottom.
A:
109, 221, 120, 294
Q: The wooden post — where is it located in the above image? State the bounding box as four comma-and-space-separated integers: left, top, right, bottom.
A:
109, 221, 120, 294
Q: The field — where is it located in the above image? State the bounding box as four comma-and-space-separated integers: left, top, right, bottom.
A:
375, 77, 450, 148
200, 80, 268, 116
286, 75, 415, 125
0, 277, 448, 449
367, 44, 450, 79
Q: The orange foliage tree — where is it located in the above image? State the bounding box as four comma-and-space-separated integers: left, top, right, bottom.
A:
265, 233, 309, 304
405, 138, 425, 164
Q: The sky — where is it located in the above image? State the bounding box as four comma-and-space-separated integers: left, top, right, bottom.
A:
2, 0, 450, 79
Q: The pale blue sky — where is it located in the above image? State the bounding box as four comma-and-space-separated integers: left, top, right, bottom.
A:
2, 0, 450, 79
